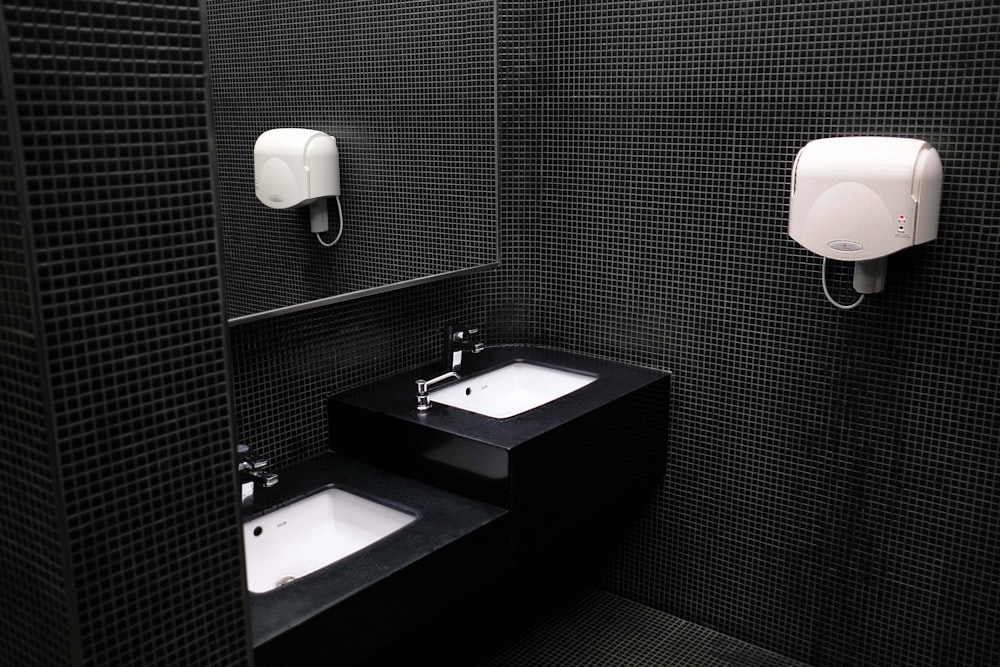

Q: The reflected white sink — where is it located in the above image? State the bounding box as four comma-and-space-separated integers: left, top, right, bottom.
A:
429, 361, 597, 419
243, 486, 416, 593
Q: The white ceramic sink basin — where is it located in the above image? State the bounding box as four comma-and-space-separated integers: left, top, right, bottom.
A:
243, 486, 416, 593
429, 361, 597, 419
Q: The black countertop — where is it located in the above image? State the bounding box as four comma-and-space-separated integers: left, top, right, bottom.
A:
331, 345, 668, 450
244, 452, 508, 651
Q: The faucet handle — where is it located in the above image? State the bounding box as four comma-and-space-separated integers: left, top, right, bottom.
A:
451, 326, 479, 341
256, 472, 279, 488
237, 443, 275, 478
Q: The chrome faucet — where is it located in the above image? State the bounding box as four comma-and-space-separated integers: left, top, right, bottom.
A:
237, 443, 278, 506
415, 325, 485, 411
415, 371, 459, 412
444, 325, 484, 373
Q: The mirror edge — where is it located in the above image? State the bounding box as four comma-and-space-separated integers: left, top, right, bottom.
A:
226, 261, 499, 327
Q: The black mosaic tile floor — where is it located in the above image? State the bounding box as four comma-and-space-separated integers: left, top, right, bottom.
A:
477, 588, 809, 667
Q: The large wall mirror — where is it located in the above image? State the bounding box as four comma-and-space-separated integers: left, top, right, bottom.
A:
204, 1, 498, 324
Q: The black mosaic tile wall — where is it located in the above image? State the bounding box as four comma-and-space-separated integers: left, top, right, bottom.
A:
0, 25, 74, 663
204, 0, 496, 320
515, 2, 999, 666
1, 3, 249, 665
225, 1, 999, 666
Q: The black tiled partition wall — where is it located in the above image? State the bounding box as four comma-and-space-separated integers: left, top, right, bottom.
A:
4, 1, 999, 666
1, 2, 249, 665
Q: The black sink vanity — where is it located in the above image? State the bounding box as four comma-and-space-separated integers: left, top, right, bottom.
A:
329, 346, 671, 568
250, 346, 670, 666
247, 453, 508, 666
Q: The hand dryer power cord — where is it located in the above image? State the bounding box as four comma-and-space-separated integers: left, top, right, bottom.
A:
821, 257, 865, 310
315, 196, 344, 247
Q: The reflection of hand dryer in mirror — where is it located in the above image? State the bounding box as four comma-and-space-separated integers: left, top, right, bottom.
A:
789, 136, 943, 309
254, 128, 344, 247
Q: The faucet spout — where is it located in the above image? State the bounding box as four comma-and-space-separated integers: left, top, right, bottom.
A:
415, 370, 459, 412
416, 325, 485, 411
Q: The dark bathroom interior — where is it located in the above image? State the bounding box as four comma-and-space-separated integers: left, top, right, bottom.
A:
2, 1, 998, 665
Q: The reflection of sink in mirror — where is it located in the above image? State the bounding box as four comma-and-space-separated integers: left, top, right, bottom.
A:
429, 361, 597, 419
243, 486, 416, 594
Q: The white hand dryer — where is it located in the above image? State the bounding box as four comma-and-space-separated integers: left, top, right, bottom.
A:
789, 136, 943, 307
254, 128, 340, 208
254, 128, 344, 246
